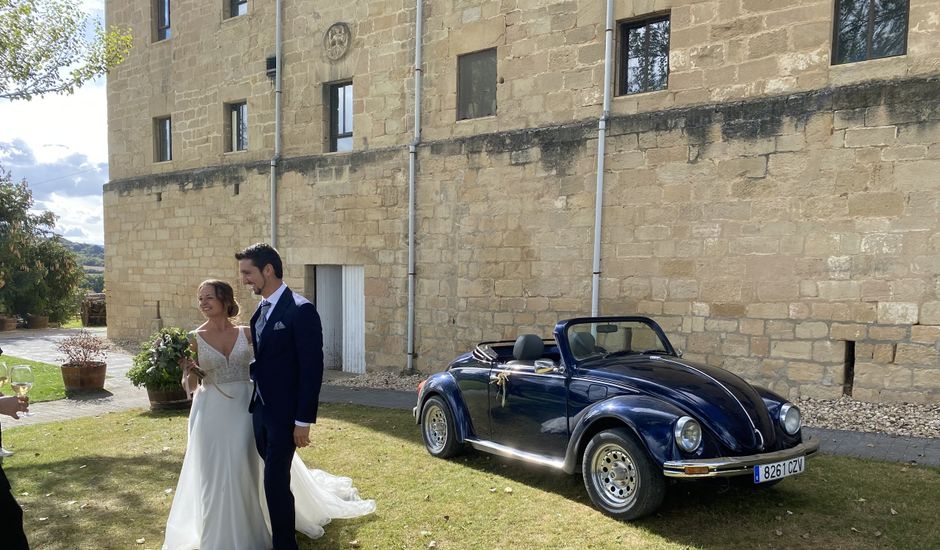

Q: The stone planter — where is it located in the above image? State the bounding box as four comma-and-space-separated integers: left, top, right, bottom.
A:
61, 361, 107, 392
146, 385, 191, 411
26, 314, 49, 329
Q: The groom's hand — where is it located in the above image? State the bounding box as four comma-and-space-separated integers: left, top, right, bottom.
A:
293, 425, 311, 448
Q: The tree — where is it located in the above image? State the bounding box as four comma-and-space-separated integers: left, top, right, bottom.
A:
0, 169, 84, 322
0, 0, 132, 100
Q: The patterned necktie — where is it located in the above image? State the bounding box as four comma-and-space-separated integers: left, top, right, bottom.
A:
254, 300, 271, 346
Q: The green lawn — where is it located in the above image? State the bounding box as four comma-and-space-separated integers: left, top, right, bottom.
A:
59, 316, 83, 329
3, 404, 939, 549
0, 355, 66, 403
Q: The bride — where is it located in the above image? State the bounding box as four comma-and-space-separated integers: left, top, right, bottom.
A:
163, 280, 375, 550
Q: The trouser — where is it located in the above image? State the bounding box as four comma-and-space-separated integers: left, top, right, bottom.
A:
1, 467, 29, 550
252, 400, 298, 550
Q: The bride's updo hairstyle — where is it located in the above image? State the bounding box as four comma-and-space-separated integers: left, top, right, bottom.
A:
198, 279, 240, 319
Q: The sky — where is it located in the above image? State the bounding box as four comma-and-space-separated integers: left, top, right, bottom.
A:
0, 1, 109, 245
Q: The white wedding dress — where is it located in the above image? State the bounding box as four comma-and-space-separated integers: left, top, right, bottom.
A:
163, 330, 376, 550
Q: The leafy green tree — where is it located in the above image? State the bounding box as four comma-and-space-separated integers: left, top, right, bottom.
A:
0, 0, 132, 100
0, 170, 84, 322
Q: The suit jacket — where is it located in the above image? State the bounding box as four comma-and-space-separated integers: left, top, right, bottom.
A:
249, 287, 324, 424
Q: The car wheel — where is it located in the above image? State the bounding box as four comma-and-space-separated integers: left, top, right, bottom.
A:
421, 395, 461, 458
582, 428, 665, 520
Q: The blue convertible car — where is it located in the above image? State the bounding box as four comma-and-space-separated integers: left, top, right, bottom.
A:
414, 316, 820, 520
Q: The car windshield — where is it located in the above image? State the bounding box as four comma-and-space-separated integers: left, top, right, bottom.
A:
566, 320, 669, 361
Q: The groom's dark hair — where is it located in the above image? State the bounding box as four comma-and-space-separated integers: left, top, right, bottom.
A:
236, 243, 284, 279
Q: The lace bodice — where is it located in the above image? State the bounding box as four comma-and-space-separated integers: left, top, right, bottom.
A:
193, 329, 253, 385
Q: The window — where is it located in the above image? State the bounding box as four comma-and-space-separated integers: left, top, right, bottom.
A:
328, 82, 353, 153
457, 49, 496, 120
154, 116, 172, 162
154, 0, 171, 41
619, 15, 670, 95
832, 0, 908, 65
226, 102, 248, 152
228, 0, 247, 18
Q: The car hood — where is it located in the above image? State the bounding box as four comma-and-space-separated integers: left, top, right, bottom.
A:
581, 355, 776, 453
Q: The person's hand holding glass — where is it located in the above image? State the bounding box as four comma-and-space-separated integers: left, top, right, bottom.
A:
0, 360, 12, 456
9, 365, 33, 417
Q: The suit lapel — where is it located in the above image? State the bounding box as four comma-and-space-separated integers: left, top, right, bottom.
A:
250, 303, 262, 350
258, 288, 292, 353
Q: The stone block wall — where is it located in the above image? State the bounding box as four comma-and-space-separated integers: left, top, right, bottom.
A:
105, 1, 940, 402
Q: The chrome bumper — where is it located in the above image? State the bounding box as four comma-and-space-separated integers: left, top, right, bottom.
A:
662, 437, 820, 478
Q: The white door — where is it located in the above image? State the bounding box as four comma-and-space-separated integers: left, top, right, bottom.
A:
312, 264, 365, 373
342, 265, 365, 374
315, 265, 343, 370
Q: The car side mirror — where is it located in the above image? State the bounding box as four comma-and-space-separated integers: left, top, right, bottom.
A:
675, 348, 683, 358
534, 359, 561, 374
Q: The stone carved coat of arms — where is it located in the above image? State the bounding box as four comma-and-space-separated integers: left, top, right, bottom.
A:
324, 22, 351, 61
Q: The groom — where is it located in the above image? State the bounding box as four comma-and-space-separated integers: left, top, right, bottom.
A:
237, 243, 324, 550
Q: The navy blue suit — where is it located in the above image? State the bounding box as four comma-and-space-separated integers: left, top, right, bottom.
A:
249, 287, 324, 549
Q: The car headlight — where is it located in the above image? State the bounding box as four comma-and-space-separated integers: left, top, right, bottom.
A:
779, 402, 801, 435
674, 416, 702, 452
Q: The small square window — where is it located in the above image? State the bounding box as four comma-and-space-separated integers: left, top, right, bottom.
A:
832, 0, 908, 65
619, 16, 670, 95
154, 116, 172, 162
457, 49, 497, 120
227, 0, 247, 19
328, 82, 353, 153
154, 0, 171, 41
225, 101, 248, 152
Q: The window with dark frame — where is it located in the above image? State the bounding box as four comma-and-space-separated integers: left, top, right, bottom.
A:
154, 117, 172, 162
226, 101, 248, 152
228, 0, 247, 18
328, 82, 353, 153
457, 49, 497, 120
154, 0, 171, 41
832, 0, 908, 65
618, 15, 670, 96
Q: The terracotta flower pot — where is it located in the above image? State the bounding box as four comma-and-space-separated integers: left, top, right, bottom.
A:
146, 385, 191, 411
61, 361, 107, 392
26, 314, 49, 329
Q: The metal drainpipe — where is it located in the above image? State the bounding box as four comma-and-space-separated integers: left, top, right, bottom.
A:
270, 0, 283, 248
406, 0, 424, 374
591, 0, 614, 317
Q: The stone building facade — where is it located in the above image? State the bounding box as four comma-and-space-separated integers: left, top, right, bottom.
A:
105, 0, 940, 403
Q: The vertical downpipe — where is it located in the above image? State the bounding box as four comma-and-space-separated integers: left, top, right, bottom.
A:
591, 0, 615, 316
270, 0, 284, 248
406, 1, 424, 374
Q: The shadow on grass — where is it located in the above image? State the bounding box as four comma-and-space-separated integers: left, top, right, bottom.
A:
319, 404, 940, 549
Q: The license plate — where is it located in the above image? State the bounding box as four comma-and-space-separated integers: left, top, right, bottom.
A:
753, 456, 805, 483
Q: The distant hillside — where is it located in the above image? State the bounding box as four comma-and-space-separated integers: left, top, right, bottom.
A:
64, 239, 104, 267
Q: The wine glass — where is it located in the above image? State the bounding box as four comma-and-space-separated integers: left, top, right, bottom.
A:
0, 361, 11, 456
9, 365, 34, 417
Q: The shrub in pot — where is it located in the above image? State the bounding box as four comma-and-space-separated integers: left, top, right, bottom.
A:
127, 327, 192, 410
56, 330, 109, 392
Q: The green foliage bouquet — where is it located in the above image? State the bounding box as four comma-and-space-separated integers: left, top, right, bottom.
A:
127, 327, 192, 391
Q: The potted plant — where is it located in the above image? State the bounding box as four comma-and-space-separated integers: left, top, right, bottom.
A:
56, 330, 109, 392
127, 327, 192, 410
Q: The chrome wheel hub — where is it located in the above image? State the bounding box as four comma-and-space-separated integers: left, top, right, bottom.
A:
423, 404, 447, 452
590, 443, 638, 508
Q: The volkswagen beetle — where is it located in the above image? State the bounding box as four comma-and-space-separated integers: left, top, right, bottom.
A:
414, 316, 820, 520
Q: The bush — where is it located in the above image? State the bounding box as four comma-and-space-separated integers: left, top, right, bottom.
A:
127, 328, 192, 391
56, 330, 109, 366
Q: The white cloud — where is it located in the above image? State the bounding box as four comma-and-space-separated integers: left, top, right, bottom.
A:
0, 80, 108, 164
0, 1, 110, 245
36, 193, 104, 245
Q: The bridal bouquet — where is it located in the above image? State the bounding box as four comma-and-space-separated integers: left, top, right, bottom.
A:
127, 327, 194, 391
